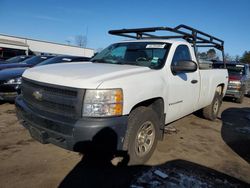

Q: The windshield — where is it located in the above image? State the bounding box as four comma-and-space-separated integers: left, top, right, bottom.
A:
6, 56, 29, 63
91, 42, 171, 69
22, 56, 52, 65
37, 56, 73, 66
227, 65, 245, 76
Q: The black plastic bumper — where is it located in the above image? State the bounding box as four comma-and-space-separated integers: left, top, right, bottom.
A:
225, 90, 242, 98
0, 92, 18, 101
15, 96, 128, 151
0, 84, 20, 101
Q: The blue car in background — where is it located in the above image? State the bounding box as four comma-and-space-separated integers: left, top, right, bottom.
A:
0, 55, 53, 71
0, 55, 33, 64
0, 55, 90, 102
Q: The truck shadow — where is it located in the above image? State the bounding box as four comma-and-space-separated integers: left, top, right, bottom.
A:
59, 127, 144, 188
0, 100, 14, 105
59, 127, 249, 188
0, 101, 6, 105
221, 107, 250, 163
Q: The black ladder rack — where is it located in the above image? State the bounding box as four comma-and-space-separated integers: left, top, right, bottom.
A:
109, 24, 225, 64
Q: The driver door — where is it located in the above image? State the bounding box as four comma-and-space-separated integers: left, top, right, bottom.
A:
166, 45, 199, 122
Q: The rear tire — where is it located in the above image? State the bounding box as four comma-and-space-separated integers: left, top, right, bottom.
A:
235, 90, 244, 103
123, 106, 159, 165
203, 92, 222, 121
247, 91, 250, 98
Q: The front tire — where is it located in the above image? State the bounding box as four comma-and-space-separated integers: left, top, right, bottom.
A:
202, 92, 222, 121
123, 106, 159, 164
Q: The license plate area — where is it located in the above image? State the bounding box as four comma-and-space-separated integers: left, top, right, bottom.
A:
29, 127, 49, 144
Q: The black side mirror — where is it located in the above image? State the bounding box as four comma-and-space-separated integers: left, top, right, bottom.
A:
171, 60, 197, 74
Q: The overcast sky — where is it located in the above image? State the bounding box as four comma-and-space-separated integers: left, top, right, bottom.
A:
0, 0, 249, 56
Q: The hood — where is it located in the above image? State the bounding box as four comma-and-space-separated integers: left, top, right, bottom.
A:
23, 62, 151, 88
0, 63, 30, 70
229, 75, 242, 81
0, 67, 27, 81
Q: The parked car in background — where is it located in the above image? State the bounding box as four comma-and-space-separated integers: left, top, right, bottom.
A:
0, 55, 33, 64
213, 61, 250, 103
36, 55, 91, 66
0, 55, 90, 102
0, 55, 53, 71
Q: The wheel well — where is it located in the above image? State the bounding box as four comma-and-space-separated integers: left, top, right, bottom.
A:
216, 84, 225, 96
131, 98, 164, 120
131, 98, 165, 140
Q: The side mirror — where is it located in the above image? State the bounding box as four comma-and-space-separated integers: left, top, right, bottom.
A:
171, 60, 197, 74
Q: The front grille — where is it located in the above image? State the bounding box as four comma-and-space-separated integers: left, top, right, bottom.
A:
22, 79, 77, 97
21, 78, 85, 119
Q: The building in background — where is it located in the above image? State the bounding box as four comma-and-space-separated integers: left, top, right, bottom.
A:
0, 34, 94, 60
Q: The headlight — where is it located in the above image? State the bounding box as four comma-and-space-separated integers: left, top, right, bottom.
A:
228, 80, 241, 90
4, 77, 22, 85
82, 89, 123, 117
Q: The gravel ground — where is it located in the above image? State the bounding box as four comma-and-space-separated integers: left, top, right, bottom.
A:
0, 97, 249, 188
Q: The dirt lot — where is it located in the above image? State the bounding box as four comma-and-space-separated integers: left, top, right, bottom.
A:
0, 97, 250, 187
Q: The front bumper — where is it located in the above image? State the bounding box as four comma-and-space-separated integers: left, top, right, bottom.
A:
0, 92, 19, 101
0, 84, 20, 101
225, 89, 242, 98
15, 96, 128, 151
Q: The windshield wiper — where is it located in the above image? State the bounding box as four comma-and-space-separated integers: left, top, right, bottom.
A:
92, 59, 145, 67
115, 61, 138, 66
91, 59, 106, 63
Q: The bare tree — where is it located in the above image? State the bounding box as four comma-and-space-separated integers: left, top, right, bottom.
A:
224, 53, 233, 62
75, 35, 87, 47
207, 49, 216, 59
235, 55, 240, 62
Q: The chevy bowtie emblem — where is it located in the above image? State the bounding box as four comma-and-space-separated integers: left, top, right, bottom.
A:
32, 90, 43, 101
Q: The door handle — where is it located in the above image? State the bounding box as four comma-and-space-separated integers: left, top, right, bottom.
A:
191, 80, 198, 84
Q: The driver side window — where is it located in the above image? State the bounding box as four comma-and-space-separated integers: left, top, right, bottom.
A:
171, 45, 191, 66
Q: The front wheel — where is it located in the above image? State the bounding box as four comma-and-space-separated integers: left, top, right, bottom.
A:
123, 106, 159, 164
202, 92, 222, 121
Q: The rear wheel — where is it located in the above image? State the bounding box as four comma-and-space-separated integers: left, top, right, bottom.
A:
235, 89, 245, 103
123, 106, 159, 164
203, 92, 222, 121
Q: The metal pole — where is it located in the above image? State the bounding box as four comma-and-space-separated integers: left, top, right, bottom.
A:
222, 42, 226, 68
192, 31, 199, 64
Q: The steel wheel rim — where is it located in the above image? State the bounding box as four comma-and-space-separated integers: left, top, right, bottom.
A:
135, 121, 155, 157
213, 99, 219, 114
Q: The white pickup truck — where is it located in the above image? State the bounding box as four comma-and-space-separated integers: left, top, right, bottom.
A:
16, 25, 228, 164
